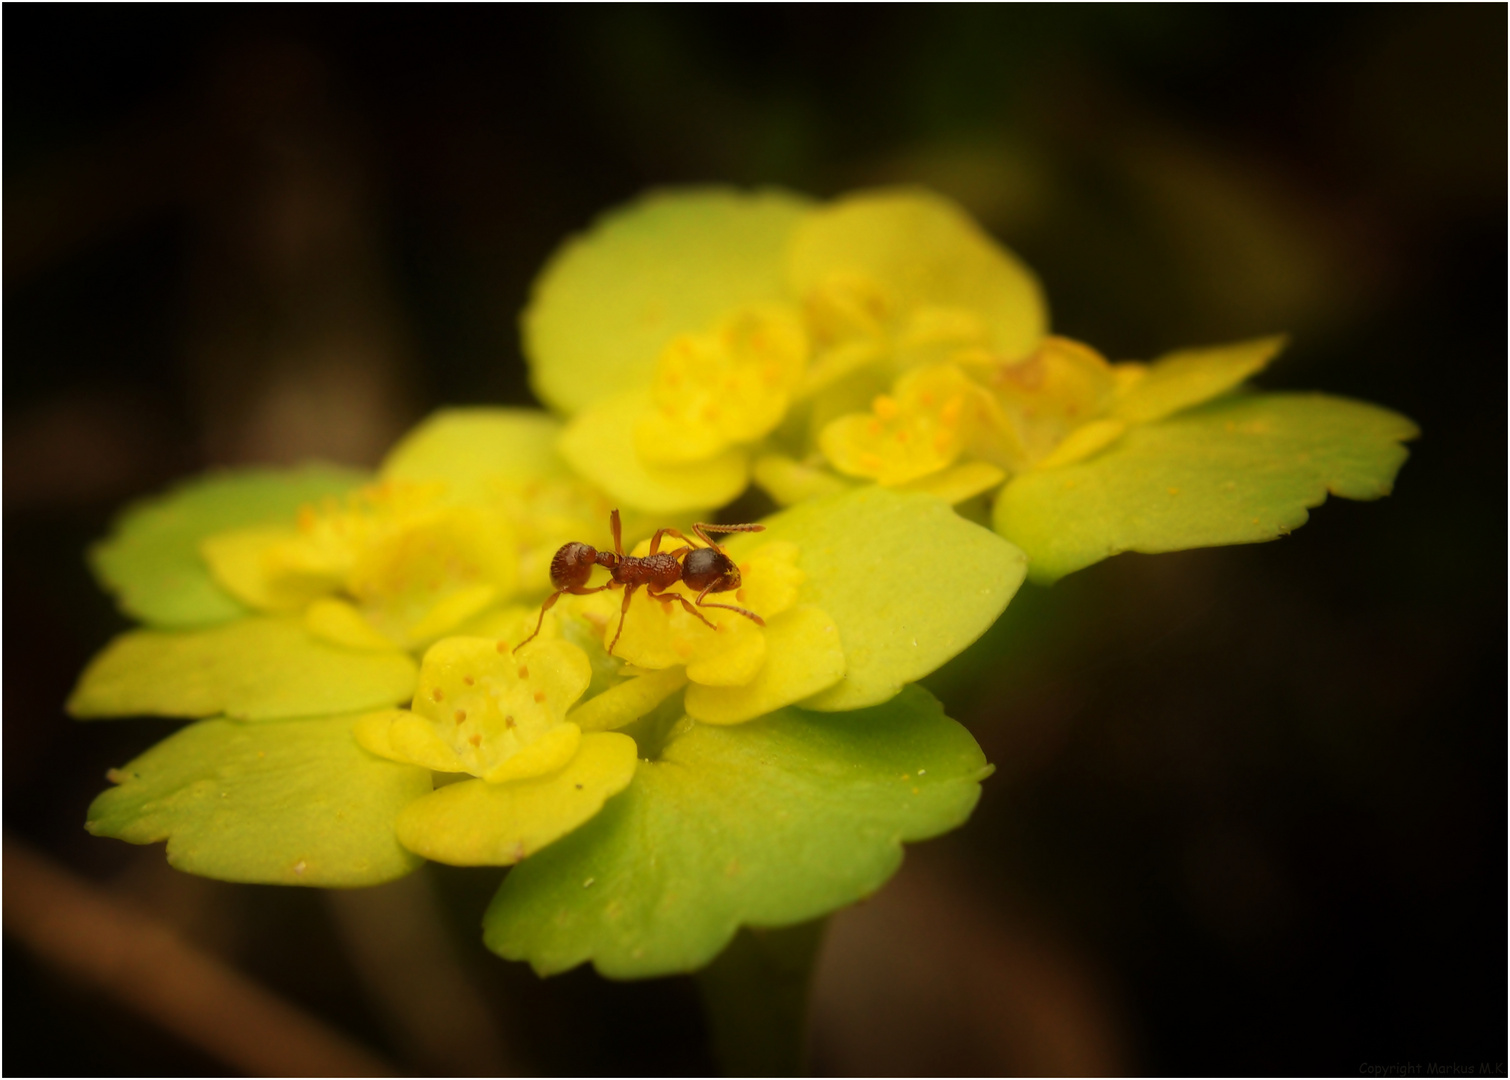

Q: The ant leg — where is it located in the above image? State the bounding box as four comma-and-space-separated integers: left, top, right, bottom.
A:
650, 585, 717, 630
692, 521, 766, 549
519, 583, 613, 648
519, 590, 562, 648
695, 583, 766, 626
647, 527, 679, 555
607, 583, 638, 656
609, 508, 625, 558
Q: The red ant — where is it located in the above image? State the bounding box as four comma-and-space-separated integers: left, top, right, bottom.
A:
519, 510, 766, 656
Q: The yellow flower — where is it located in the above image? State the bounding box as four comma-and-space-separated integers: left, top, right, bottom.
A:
525, 186, 1046, 513
818, 334, 1289, 492
353, 635, 638, 866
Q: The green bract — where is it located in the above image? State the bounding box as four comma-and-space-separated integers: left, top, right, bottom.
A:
485, 686, 989, 978
87, 711, 431, 887
995, 393, 1419, 583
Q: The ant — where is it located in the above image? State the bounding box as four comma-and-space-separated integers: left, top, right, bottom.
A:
520, 509, 766, 656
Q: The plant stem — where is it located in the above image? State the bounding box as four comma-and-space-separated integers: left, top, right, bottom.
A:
694, 919, 828, 1077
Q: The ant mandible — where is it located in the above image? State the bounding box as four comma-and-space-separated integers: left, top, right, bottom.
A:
519, 509, 766, 656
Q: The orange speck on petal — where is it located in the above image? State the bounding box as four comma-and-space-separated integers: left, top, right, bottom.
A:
940, 396, 963, 426
736, 588, 746, 602
533, 690, 546, 703
430, 687, 444, 702
517, 665, 529, 680
933, 431, 954, 454
867, 418, 883, 437
496, 640, 510, 653
454, 709, 467, 724
872, 394, 900, 420
463, 675, 475, 686
468, 733, 482, 747
896, 429, 911, 444
859, 452, 884, 472
505, 715, 516, 729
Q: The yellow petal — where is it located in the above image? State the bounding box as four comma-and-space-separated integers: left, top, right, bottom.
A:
396, 732, 639, 865
305, 598, 400, 651
897, 461, 1007, 504
560, 390, 750, 514
751, 453, 855, 507
389, 711, 472, 773
684, 605, 846, 725
568, 666, 689, 733
484, 723, 582, 783
1111, 335, 1287, 425
1034, 418, 1128, 469
201, 528, 341, 613
404, 583, 499, 646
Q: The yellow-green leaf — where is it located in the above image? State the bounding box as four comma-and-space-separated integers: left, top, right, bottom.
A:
994, 393, 1419, 583
90, 466, 368, 629
525, 188, 814, 415
86, 712, 431, 887
728, 487, 1027, 711
484, 686, 989, 978
68, 617, 418, 721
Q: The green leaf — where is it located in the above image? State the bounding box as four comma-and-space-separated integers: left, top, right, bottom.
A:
731, 486, 1027, 711
87, 712, 431, 886
994, 393, 1419, 583
524, 187, 814, 415
380, 408, 567, 500
90, 466, 370, 628
484, 686, 989, 978
68, 617, 418, 721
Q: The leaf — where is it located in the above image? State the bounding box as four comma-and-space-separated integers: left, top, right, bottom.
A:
787, 188, 1047, 363
525, 187, 814, 415
86, 712, 431, 887
558, 391, 750, 514
994, 392, 1419, 584
484, 686, 989, 978
729, 487, 1027, 711
68, 617, 418, 721
90, 465, 369, 629
380, 408, 567, 501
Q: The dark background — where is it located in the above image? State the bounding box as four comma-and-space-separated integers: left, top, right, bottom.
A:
5, 5, 1504, 1075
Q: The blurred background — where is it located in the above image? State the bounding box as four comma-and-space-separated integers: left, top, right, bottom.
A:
5, 6, 1504, 1075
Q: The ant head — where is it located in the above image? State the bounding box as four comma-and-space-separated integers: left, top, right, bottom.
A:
549, 542, 599, 589
682, 546, 740, 593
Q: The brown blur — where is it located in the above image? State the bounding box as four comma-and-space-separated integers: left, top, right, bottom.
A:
5, 8, 1503, 1075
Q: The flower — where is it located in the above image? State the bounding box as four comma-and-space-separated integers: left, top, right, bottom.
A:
527, 185, 1417, 585
524, 186, 1046, 514
71, 403, 1026, 975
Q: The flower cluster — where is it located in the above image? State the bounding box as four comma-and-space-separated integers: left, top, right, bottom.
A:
70, 186, 1415, 977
